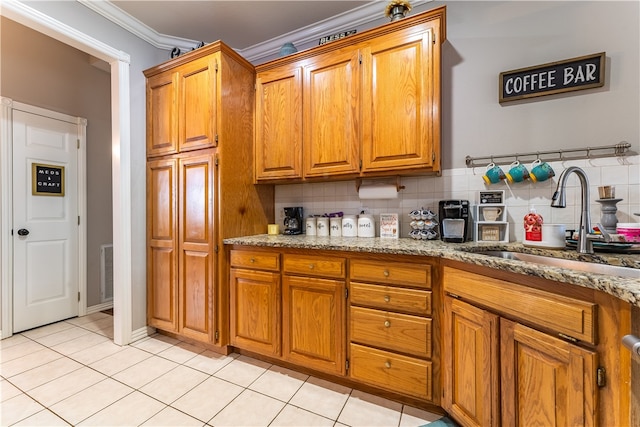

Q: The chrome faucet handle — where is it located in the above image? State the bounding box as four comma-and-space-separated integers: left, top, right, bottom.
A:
588, 223, 612, 242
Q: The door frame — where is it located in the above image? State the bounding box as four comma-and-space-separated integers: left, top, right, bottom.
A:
0, 1, 133, 345
4, 100, 87, 331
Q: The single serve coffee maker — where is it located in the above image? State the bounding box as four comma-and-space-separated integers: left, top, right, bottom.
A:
283, 207, 304, 235
439, 200, 470, 243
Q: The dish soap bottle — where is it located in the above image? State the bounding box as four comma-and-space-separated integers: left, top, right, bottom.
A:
524, 207, 543, 242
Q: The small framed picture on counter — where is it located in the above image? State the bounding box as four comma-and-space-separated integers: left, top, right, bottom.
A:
380, 213, 399, 239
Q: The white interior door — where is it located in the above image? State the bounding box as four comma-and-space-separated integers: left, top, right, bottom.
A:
12, 109, 79, 333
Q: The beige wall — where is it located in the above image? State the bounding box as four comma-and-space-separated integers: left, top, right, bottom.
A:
1, 17, 113, 307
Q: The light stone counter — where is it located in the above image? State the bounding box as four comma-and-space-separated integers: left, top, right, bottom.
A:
224, 235, 640, 307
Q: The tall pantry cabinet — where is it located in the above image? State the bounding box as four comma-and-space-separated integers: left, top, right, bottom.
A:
144, 42, 274, 350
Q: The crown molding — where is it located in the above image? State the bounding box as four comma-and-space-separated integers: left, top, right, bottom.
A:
76, 0, 433, 62
77, 0, 199, 52
239, 0, 433, 63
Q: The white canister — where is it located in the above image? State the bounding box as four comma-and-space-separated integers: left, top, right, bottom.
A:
305, 217, 316, 236
542, 224, 566, 248
342, 215, 357, 237
330, 217, 342, 237
316, 217, 329, 236
358, 214, 375, 238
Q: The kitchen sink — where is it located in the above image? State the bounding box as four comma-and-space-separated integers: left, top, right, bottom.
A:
478, 250, 639, 279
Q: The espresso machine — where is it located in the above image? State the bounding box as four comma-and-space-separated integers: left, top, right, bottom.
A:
439, 200, 470, 242
283, 207, 304, 235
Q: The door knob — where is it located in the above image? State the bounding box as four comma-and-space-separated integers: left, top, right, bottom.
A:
17, 228, 29, 236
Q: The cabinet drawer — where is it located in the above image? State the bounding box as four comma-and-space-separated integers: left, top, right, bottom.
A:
443, 266, 597, 344
350, 306, 431, 358
283, 254, 346, 278
350, 343, 432, 401
230, 250, 280, 271
350, 260, 431, 288
350, 282, 431, 316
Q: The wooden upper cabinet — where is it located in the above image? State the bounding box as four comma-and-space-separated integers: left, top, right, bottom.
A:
361, 24, 440, 173
146, 54, 218, 157
254, 66, 303, 181
178, 55, 218, 153
303, 49, 360, 178
253, 6, 445, 182
147, 70, 178, 157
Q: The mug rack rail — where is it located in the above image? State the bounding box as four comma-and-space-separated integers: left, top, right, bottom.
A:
465, 142, 632, 168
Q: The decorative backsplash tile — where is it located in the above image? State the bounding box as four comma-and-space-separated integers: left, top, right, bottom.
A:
275, 155, 639, 242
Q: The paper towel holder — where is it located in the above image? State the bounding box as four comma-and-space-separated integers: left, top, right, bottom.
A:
355, 176, 405, 193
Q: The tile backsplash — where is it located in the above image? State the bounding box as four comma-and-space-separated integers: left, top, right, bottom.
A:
274, 155, 639, 242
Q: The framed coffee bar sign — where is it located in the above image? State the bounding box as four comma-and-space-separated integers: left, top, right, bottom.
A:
499, 52, 605, 103
32, 163, 65, 196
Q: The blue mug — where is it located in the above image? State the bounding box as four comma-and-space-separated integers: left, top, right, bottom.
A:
506, 161, 530, 183
482, 163, 506, 184
530, 159, 555, 182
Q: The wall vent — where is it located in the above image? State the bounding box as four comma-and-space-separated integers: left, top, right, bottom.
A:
100, 244, 113, 303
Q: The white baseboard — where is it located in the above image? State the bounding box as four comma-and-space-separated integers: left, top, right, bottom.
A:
86, 301, 113, 314
130, 326, 154, 343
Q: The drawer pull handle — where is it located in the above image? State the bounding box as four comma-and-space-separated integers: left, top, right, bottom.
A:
250, 258, 256, 263
384, 295, 390, 302
383, 270, 390, 277
384, 320, 391, 328
309, 264, 315, 270
385, 361, 392, 369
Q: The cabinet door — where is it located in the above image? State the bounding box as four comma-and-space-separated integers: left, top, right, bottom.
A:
230, 268, 281, 356
178, 55, 218, 153
501, 318, 597, 427
146, 70, 178, 157
361, 25, 439, 172
178, 154, 215, 342
303, 49, 360, 178
283, 275, 346, 375
443, 297, 499, 427
147, 158, 178, 331
255, 66, 303, 180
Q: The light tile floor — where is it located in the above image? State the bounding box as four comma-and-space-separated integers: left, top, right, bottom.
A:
1, 312, 444, 426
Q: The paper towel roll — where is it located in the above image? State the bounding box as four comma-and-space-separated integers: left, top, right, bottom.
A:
358, 184, 398, 199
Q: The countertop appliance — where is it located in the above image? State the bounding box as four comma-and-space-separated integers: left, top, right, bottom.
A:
283, 206, 304, 235
439, 200, 470, 243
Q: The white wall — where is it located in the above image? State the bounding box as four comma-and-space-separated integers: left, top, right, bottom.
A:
275, 1, 640, 243
21, 1, 167, 331
1, 16, 112, 308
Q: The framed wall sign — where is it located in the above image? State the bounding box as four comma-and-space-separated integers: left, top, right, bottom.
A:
499, 52, 605, 103
32, 163, 65, 196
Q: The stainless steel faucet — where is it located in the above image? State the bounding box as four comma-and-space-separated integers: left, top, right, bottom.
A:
551, 166, 610, 254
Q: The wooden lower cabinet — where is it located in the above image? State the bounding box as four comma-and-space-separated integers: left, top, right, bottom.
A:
441, 263, 626, 427
229, 249, 281, 356
500, 318, 597, 427
283, 274, 346, 375
147, 153, 214, 343
348, 259, 436, 402
228, 247, 438, 404
443, 297, 499, 427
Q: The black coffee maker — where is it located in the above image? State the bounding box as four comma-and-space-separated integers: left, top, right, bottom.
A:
439, 200, 470, 243
283, 207, 304, 235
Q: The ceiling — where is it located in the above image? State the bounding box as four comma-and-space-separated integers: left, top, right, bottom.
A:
110, 1, 374, 50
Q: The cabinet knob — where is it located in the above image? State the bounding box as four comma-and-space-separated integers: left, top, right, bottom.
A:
250, 258, 256, 263
308, 264, 315, 270
384, 361, 392, 369
384, 295, 390, 303
384, 320, 391, 328
383, 270, 390, 277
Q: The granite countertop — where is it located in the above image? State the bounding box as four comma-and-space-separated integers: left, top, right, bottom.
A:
224, 235, 640, 307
